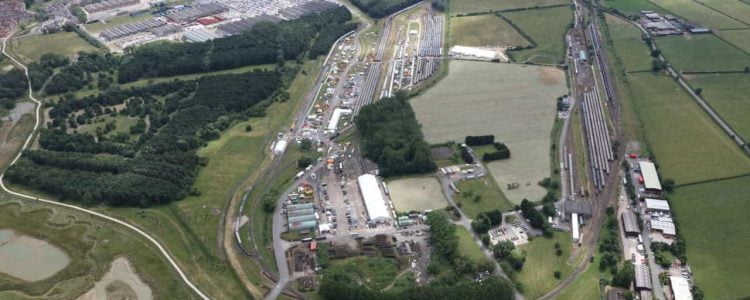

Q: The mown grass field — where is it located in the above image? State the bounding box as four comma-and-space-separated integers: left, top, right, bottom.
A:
451, 0, 570, 16
686, 73, 750, 140
556, 251, 602, 300
602, 0, 668, 17
625, 72, 750, 184
517, 232, 574, 299
411, 61, 567, 204
448, 14, 531, 48
670, 175, 750, 299
387, 177, 447, 212
715, 29, 750, 52
11, 32, 99, 63
604, 15, 652, 71
502, 6, 573, 64
649, 0, 747, 29
656, 34, 750, 73
456, 227, 487, 263
0, 197, 195, 299
455, 175, 514, 218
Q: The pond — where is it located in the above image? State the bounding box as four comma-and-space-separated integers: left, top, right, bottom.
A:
0, 228, 71, 281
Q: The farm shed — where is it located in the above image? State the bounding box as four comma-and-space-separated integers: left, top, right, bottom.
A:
288, 214, 317, 223
621, 211, 640, 237
289, 220, 317, 232
634, 264, 652, 291
357, 174, 391, 223
638, 161, 662, 192
645, 198, 670, 214
669, 276, 693, 300
288, 208, 315, 218
288, 203, 314, 211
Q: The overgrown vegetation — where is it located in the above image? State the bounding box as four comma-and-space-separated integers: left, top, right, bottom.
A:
348, 0, 421, 18
0, 68, 27, 109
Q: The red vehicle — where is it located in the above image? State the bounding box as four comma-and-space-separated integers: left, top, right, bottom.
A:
628, 153, 637, 159
638, 175, 644, 184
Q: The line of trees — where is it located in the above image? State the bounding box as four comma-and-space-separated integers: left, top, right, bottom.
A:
520, 199, 552, 236
348, 0, 421, 18
465, 135, 495, 146
355, 92, 436, 177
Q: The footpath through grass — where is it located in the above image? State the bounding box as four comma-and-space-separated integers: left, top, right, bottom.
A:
670, 175, 750, 299
501, 6, 573, 65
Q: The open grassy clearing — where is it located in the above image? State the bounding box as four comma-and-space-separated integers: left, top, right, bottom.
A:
649, 0, 748, 29
501, 6, 573, 65
670, 175, 750, 299
516, 232, 574, 299
449, 14, 531, 48
456, 227, 487, 263
0, 196, 194, 299
451, 0, 571, 16
0, 113, 34, 171
75, 114, 140, 137
695, 0, 750, 24
10, 32, 99, 63
604, 14, 652, 71
329, 256, 399, 291
455, 175, 514, 218
387, 177, 447, 212
602, 0, 668, 17
556, 251, 603, 300
686, 73, 750, 140
656, 34, 750, 73
715, 29, 750, 52
412, 61, 567, 204
625, 72, 750, 184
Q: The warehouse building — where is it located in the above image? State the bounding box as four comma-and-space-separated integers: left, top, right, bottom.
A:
645, 198, 670, 214
634, 264, 652, 291
327, 108, 352, 133
651, 218, 676, 237
183, 28, 221, 42
357, 174, 391, 223
639, 161, 662, 192
621, 211, 640, 237
669, 276, 693, 300
99, 18, 166, 41
287, 202, 317, 232
166, 3, 228, 23
84, 0, 149, 22
448, 45, 498, 60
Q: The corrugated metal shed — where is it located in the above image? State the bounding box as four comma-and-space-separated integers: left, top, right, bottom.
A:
639, 161, 662, 191
288, 214, 316, 223
645, 198, 670, 212
288, 203, 314, 211
621, 211, 640, 235
288, 208, 315, 218
289, 220, 317, 231
634, 264, 652, 290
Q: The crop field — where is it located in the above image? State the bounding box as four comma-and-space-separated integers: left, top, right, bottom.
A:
456, 227, 486, 263
387, 177, 447, 212
450, 0, 570, 16
656, 34, 750, 73
602, 0, 667, 17
0, 197, 192, 299
695, 0, 750, 24
670, 175, 750, 299
455, 176, 513, 218
411, 61, 567, 204
649, 0, 747, 29
686, 73, 750, 140
516, 232, 574, 299
626, 72, 750, 184
716, 29, 750, 52
605, 15, 652, 71
501, 6, 573, 64
449, 15, 531, 48
11, 32, 98, 63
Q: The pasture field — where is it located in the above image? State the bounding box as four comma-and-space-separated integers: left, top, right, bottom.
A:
685, 0, 750, 24
604, 14, 652, 71
11, 32, 99, 63
556, 251, 603, 300
456, 227, 487, 263
501, 6, 573, 64
656, 34, 750, 73
455, 175, 513, 218
387, 177, 447, 212
411, 61, 567, 204
329, 256, 399, 291
715, 29, 750, 52
0, 197, 193, 299
516, 232, 574, 299
601, 0, 667, 17
670, 175, 750, 299
649, 0, 747, 29
625, 72, 750, 184
449, 15, 530, 48
686, 73, 750, 140
450, 0, 570, 16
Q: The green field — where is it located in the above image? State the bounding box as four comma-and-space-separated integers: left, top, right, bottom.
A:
449, 15, 531, 48
451, 0, 570, 15
387, 177, 448, 212
11, 32, 99, 63
329, 256, 400, 291
687, 73, 750, 140
649, 0, 747, 29
516, 232, 575, 299
602, 0, 668, 17
656, 34, 750, 73
455, 175, 514, 218
670, 175, 750, 299
604, 14, 652, 71
0, 197, 194, 299
502, 6, 573, 64
556, 253, 602, 300
411, 61, 568, 203
695, 0, 750, 24
456, 227, 487, 263
626, 73, 750, 184
716, 29, 750, 52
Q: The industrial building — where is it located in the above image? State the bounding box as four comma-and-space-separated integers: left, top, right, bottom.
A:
149, 24, 183, 37
651, 218, 676, 237
273, 139, 288, 156
327, 108, 352, 133
166, 3, 228, 23
639, 161, 662, 192
448, 45, 498, 60
564, 201, 593, 222
99, 18, 166, 41
571, 213, 580, 242
621, 211, 640, 237
669, 276, 693, 300
634, 264, 652, 291
287, 202, 317, 232
278, 0, 339, 19
83, 0, 149, 22
217, 14, 282, 35
645, 198, 670, 214
357, 174, 391, 223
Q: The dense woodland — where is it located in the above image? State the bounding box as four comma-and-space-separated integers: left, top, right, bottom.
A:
0, 68, 27, 110
355, 92, 436, 177
349, 0, 421, 18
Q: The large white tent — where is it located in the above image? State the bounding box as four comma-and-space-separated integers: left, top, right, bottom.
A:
357, 174, 391, 222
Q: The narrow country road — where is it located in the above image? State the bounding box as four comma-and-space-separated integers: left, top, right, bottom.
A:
1, 32, 210, 300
